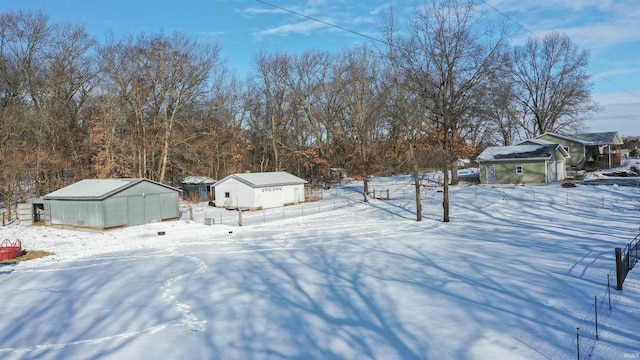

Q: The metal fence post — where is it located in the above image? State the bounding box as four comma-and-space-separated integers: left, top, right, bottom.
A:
594, 296, 599, 340
576, 327, 580, 360
607, 274, 611, 310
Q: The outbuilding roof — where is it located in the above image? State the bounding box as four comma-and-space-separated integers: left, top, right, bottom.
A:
537, 132, 623, 146
477, 144, 568, 162
44, 178, 179, 200
182, 176, 216, 184
217, 171, 307, 188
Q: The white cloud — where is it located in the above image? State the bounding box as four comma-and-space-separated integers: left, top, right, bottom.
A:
484, 0, 640, 47
252, 20, 326, 39
241, 7, 287, 17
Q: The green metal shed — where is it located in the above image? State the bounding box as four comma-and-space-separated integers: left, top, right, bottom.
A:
43, 178, 180, 229
476, 144, 569, 184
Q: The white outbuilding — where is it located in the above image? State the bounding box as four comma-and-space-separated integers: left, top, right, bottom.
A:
213, 171, 307, 210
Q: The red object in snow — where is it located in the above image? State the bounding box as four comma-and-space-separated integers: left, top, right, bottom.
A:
0, 239, 22, 261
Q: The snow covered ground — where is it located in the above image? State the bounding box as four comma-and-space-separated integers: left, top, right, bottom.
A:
1, 172, 639, 360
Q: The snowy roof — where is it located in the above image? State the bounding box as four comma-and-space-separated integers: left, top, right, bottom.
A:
516, 138, 556, 145
537, 132, 622, 145
44, 178, 179, 200
218, 171, 307, 188
182, 176, 216, 184
476, 144, 567, 161
569, 132, 623, 145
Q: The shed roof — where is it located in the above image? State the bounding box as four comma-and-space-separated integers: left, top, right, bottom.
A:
217, 171, 307, 188
44, 178, 179, 200
477, 144, 568, 162
182, 176, 216, 184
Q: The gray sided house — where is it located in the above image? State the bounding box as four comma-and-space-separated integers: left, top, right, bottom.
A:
535, 132, 623, 171
214, 171, 307, 210
181, 176, 216, 202
477, 144, 569, 184
43, 178, 180, 229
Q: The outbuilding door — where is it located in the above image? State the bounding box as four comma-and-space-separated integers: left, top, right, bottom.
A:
487, 166, 495, 184
128, 196, 145, 226
548, 161, 557, 183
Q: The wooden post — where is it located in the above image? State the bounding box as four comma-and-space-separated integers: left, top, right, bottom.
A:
238, 209, 243, 226
615, 247, 624, 290
386, 189, 390, 200
189, 206, 193, 221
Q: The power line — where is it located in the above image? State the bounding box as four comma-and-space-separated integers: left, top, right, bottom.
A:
256, 0, 640, 102
254, 0, 387, 46
479, 0, 640, 101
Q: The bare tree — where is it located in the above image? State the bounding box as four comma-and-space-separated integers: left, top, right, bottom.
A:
403, 0, 506, 222
0, 10, 96, 195
333, 45, 386, 201
378, 6, 432, 221
510, 31, 597, 136
99, 32, 219, 183
250, 50, 295, 172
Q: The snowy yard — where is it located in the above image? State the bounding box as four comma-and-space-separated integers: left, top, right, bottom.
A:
1, 175, 639, 359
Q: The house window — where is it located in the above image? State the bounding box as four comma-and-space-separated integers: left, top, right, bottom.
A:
516, 166, 523, 174
225, 192, 230, 198
563, 146, 570, 153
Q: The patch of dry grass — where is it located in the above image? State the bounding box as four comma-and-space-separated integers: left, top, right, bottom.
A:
0, 250, 55, 264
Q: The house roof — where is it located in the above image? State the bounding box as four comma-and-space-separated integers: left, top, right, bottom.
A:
569, 132, 623, 145
44, 178, 179, 200
217, 171, 307, 188
477, 144, 568, 162
537, 132, 623, 146
516, 138, 556, 145
182, 176, 216, 184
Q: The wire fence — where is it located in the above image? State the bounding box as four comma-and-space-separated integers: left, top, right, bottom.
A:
157, 180, 640, 358
197, 197, 356, 227
615, 233, 640, 290
367, 183, 640, 214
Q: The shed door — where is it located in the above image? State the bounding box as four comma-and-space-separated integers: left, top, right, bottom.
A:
261, 188, 283, 209
548, 161, 557, 183
487, 166, 495, 184
128, 196, 145, 226
557, 160, 566, 181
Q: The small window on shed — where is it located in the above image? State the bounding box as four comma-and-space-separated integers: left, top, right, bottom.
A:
516, 166, 523, 174
225, 192, 230, 198
563, 146, 570, 153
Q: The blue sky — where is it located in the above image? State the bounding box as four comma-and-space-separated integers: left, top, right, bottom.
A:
2, 0, 639, 136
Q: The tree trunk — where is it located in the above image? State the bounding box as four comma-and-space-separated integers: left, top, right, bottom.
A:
443, 160, 450, 222
414, 170, 422, 222
450, 159, 459, 185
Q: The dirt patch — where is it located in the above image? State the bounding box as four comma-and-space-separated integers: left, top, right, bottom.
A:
0, 250, 55, 264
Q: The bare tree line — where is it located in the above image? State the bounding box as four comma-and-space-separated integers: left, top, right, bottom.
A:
0, 1, 597, 221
